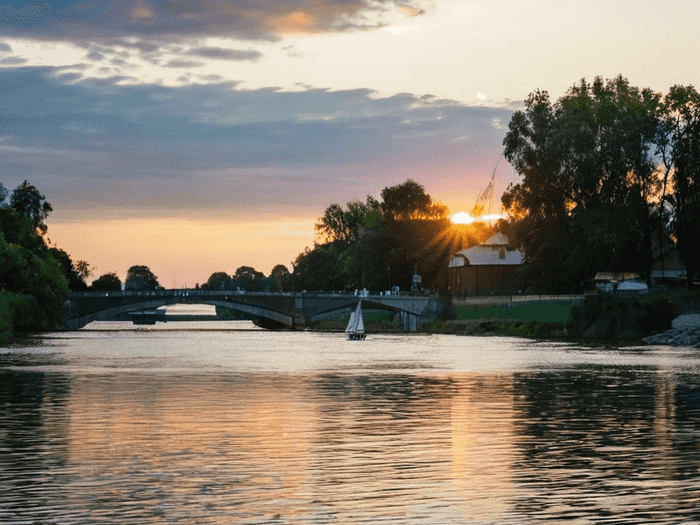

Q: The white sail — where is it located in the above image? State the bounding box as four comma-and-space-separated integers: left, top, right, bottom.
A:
346, 301, 364, 336
356, 310, 364, 333
345, 310, 357, 333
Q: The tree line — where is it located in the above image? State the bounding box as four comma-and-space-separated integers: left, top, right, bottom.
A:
175, 179, 487, 296
1, 180, 91, 338
501, 76, 700, 292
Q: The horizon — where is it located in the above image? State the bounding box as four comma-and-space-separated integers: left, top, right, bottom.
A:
2, 0, 698, 286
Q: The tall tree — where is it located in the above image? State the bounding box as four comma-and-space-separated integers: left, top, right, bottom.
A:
10, 180, 53, 233
124, 265, 160, 291
380, 179, 447, 222
315, 196, 381, 243
661, 85, 700, 288
502, 77, 662, 292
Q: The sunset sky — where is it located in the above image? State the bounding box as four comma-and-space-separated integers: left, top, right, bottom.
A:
1, 0, 698, 286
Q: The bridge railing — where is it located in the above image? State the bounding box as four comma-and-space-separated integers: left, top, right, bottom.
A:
70, 289, 433, 299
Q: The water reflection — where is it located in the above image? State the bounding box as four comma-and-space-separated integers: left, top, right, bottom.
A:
511, 368, 700, 521
3, 336, 700, 523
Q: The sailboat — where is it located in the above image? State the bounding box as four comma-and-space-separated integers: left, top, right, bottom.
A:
346, 301, 366, 340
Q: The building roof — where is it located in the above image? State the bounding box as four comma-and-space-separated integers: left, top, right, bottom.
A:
448, 234, 523, 267
593, 272, 641, 282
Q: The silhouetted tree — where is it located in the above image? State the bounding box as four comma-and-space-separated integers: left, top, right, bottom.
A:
270, 264, 292, 292
502, 76, 662, 292
91, 272, 122, 291
380, 179, 447, 222
315, 196, 381, 243
124, 265, 160, 291
10, 180, 53, 233
233, 266, 265, 291
202, 271, 233, 290
48, 247, 89, 291
661, 84, 700, 288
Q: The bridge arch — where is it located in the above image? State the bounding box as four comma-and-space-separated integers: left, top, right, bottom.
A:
63, 297, 293, 330
63, 290, 434, 330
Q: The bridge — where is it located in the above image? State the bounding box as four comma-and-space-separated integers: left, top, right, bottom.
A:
62, 289, 441, 331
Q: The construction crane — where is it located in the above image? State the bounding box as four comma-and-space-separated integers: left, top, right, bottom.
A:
471, 159, 498, 218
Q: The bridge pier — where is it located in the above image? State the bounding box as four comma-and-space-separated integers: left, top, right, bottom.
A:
293, 297, 308, 329
401, 312, 420, 331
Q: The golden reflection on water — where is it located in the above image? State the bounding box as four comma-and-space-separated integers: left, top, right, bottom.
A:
450, 374, 516, 521
5, 334, 700, 523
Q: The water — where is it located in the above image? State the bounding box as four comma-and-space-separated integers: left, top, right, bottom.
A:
3, 312, 700, 523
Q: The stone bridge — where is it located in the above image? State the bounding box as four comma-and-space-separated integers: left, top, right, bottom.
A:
62, 290, 441, 331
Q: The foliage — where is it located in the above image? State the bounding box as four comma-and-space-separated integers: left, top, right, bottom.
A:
380, 179, 448, 222
233, 266, 266, 291
202, 271, 233, 290
9, 180, 53, 233
0, 190, 71, 331
294, 179, 472, 293
315, 196, 381, 243
90, 272, 122, 291
270, 264, 292, 292
0, 291, 31, 343
502, 76, 670, 292
660, 85, 700, 288
48, 247, 89, 291
124, 265, 160, 291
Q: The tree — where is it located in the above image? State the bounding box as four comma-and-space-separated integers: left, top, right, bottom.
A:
270, 264, 292, 292
380, 179, 447, 222
202, 271, 233, 290
502, 76, 662, 292
661, 85, 700, 288
292, 244, 345, 291
48, 247, 89, 291
91, 272, 122, 291
315, 196, 381, 243
10, 180, 53, 233
232, 266, 265, 291
124, 265, 160, 291
0, 181, 69, 332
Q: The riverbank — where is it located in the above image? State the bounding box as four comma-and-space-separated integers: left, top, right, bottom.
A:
642, 313, 700, 348
311, 291, 700, 347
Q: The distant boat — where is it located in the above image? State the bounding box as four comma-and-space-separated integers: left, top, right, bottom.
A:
346, 301, 366, 340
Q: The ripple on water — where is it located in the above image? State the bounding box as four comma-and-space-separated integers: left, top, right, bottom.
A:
3, 330, 700, 523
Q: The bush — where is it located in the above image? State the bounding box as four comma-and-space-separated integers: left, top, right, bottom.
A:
0, 291, 32, 342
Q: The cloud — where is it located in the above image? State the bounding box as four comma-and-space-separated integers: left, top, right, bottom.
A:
164, 59, 203, 68
0, 66, 512, 220
0, 55, 26, 64
0, 0, 430, 42
187, 46, 262, 61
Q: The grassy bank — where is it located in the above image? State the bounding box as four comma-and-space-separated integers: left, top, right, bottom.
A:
453, 300, 578, 323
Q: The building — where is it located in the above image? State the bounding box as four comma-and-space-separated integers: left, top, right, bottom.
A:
447, 233, 523, 295
651, 246, 686, 286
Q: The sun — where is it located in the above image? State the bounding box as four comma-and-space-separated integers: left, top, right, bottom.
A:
450, 212, 475, 224
451, 211, 506, 225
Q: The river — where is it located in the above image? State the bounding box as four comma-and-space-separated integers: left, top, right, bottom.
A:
2, 306, 700, 524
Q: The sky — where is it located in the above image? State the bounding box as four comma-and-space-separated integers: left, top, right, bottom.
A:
1, 0, 699, 287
